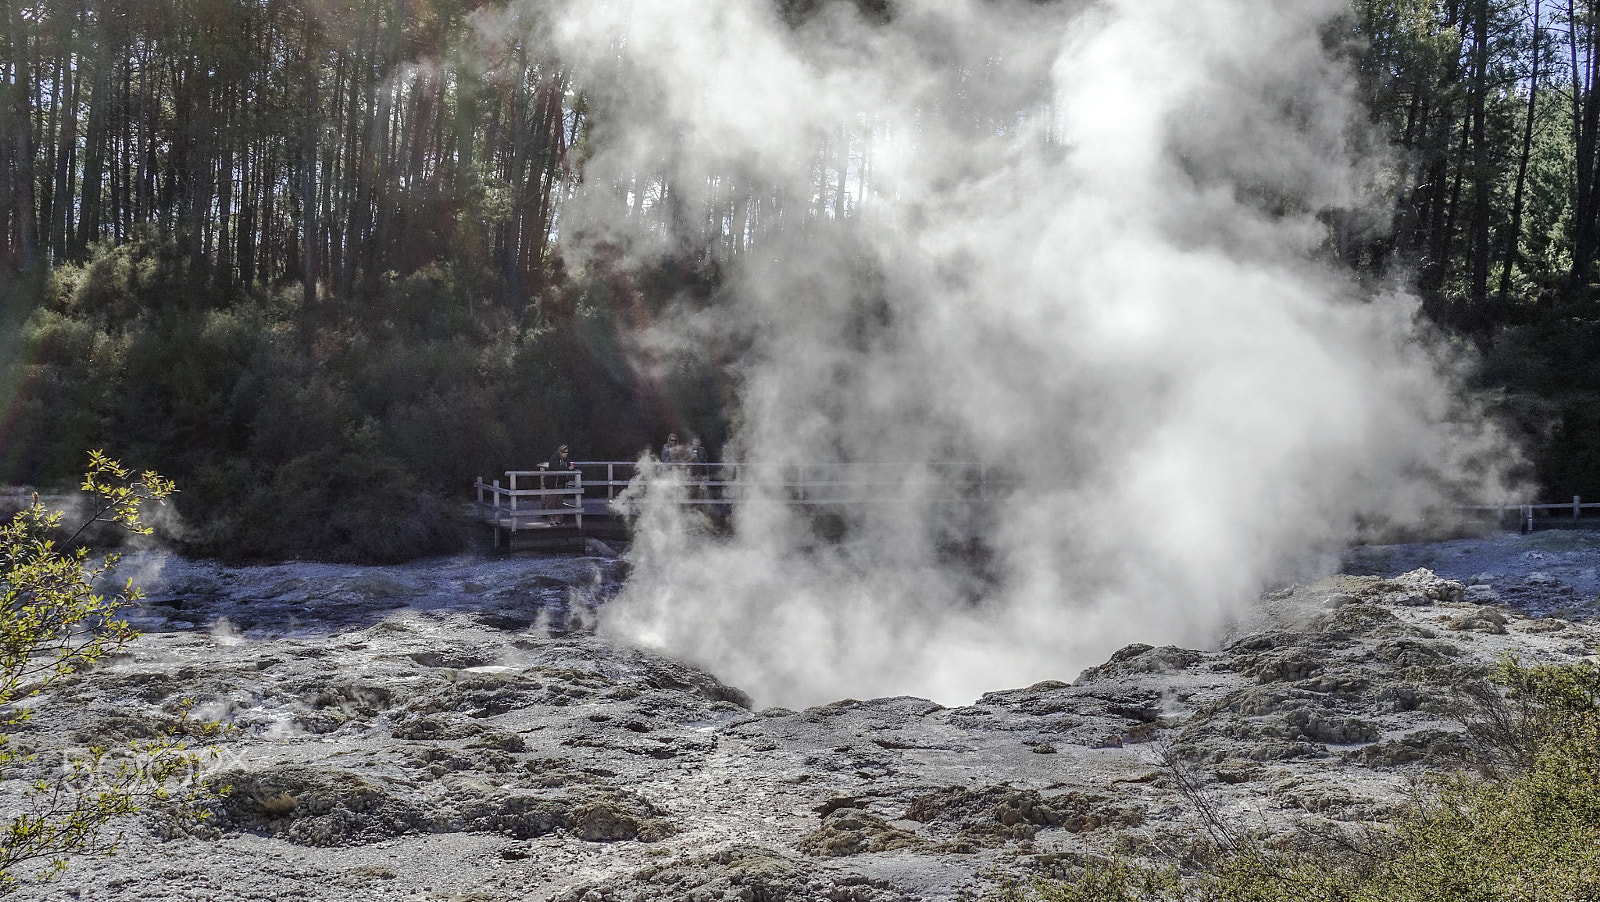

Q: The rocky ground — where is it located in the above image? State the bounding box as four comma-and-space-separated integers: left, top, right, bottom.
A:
8, 528, 1600, 902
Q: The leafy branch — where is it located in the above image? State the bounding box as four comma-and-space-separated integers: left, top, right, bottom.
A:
0, 452, 212, 894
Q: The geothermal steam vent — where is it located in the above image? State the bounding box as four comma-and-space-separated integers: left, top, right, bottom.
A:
546, 0, 1514, 707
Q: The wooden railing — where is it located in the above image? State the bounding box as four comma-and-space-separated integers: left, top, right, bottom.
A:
476, 463, 1600, 539
1462, 496, 1600, 531
473, 470, 583, 539
568, 460, 1007, 506
471, 461, 1005, 539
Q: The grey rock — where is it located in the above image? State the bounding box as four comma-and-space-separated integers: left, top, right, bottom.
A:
16, 538, 1600, 902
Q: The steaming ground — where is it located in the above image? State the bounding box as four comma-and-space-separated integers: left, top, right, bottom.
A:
12, 530, 1600, 901
553, 0, 1522, 709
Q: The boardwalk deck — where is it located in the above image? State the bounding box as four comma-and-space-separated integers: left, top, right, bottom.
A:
471, 470, 587, 549
470, 460, 1003, 550
472, 461, 1580, 550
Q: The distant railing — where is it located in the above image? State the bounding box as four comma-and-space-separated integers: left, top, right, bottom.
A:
479, 463, 1596, 537
568, 460, 1008, 506
1462, 496, 1600, 531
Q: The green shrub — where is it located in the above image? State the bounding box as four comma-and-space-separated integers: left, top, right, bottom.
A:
0, 252, 727, 562
378, 262, 481, 336
0, 453, 215, 891
229, 446, 461, 563
992, 859, 1182, 902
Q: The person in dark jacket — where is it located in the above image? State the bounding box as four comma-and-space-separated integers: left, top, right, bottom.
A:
685, 437, 708, 499
543, 444, 575, 518
547, 444, 574, 476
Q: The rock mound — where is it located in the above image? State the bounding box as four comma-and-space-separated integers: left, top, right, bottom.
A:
559, 845, 910, 902
209, 767, 428, 846
904, 784, 1144, 849
797, 808, 925, 857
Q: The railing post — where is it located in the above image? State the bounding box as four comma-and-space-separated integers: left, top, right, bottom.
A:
608, 463, 615, 501
574, 472, 583, 530
1577, 495, 1583, 521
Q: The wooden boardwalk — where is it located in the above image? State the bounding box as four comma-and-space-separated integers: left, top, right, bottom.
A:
471, 469, 593, 549
470, 460, 1004, 549
1461, 497, 1600, 532
473, 462, 1581, 549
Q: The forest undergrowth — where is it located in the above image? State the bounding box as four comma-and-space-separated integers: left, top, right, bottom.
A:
0, 236, 728, 562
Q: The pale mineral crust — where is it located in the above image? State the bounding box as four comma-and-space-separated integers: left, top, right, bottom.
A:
11, 530, 1600, 901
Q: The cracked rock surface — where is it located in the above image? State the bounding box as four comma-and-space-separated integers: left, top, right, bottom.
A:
12, 530, 1600, 901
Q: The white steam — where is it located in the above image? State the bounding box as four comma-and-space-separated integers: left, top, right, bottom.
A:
543, 0, 1519, 707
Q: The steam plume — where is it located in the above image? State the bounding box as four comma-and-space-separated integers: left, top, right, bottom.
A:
544, 0, 1518, 707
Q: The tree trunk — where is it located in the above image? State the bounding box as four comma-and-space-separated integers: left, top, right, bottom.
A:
1569, 0, 1600, 287
9, 6, 36, 270
1418, 0, 1467, 290
76, 28, 111, 259
300, 20, 319, 309
1468, 0, 1492, 305
1500, 0, 1544, 298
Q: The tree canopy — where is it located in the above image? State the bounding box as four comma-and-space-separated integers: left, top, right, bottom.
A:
2, 0, 1599, 558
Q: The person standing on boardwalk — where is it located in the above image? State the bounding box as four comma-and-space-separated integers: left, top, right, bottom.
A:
543, 444, 575, 518
686, 437, 708, 499
661, 434, 682, 462
547, 443, 574, 476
